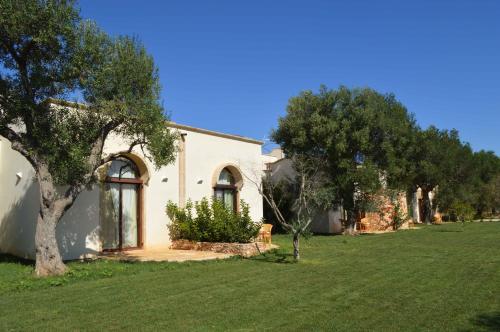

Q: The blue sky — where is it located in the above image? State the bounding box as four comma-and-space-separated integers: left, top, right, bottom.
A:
80, 0, 499, 154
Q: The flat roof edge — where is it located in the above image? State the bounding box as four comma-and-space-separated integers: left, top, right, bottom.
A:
168, 122, 263, 145
46, 98, 263, 145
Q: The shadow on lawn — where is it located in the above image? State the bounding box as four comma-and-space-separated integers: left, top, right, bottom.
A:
0, 253, 33, 266
466, 312, 500, 332
433, 227, 466, 233
249, 249, 296, 264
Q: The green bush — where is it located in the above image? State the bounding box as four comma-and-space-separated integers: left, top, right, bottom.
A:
166, 198, 261, 243
450, 201, 475, 222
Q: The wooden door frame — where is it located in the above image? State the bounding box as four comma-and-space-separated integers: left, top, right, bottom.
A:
102, 176, 144, 252
213, 184, 239, 212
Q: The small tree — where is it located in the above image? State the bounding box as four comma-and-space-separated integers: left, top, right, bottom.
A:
246, 155, 329, 260
0, 1, 177, 276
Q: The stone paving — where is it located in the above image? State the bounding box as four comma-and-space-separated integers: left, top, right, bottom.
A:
99, 247, 232, 262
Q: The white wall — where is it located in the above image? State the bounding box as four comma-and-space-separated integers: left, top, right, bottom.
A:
0, 137, 38, 259
0, 137, 101, 260
181, 129, 263, 222
101, 127, 264, 249
0, 126, 264, 259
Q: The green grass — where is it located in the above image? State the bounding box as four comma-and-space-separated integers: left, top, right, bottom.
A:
0, 222, 499, 331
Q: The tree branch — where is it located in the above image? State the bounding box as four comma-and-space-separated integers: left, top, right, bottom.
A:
241, 167, 293, 232
0, 125, 38, 168
60, 119, 122, 209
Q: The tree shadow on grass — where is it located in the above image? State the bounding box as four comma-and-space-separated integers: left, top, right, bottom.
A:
0, 253, 33, 266
249, 249, 296, 264
430, 224, 467, 233
433, 227, 466, 233
466, 312, 500, 332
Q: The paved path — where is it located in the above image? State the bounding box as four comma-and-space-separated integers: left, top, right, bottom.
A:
100, 247, 232, 262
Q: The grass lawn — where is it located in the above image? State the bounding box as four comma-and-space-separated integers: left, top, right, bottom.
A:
0, 222, 499, 331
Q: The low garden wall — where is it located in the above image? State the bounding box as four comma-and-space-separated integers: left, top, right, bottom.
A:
170, 240, 277, 257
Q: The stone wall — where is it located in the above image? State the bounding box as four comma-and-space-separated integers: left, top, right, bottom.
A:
359, 191, 410, 232
170, 240, 277, 257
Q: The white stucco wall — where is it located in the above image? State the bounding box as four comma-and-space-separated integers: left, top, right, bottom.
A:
0, 137, 103, 259
0, 137, 39, 259
0, 124, 263, 260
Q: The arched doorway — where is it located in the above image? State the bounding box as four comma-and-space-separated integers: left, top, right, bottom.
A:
101, 157, 143, 251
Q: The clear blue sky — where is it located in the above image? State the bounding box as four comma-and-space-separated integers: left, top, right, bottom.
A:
80, 0, 499, 154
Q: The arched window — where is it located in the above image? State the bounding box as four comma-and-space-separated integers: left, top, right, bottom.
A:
214, 168, 237, 212
106, 157, 139, 179
102, 157, 142, 251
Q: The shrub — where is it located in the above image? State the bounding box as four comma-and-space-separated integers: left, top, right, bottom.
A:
166, 198, 261, 243
450, 201, 475, 222
392, 199, 407, 229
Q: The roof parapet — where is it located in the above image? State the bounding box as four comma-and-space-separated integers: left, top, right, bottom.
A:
46, 98, 263, 145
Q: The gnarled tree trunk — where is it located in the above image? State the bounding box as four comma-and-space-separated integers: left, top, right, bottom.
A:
35, 211, 66, 276
34, 165, 78, 277
344, 210, 357, 235
421, 188, 433, 224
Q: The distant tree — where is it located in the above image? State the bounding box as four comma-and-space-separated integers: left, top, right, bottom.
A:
0, 0, 177, 276
272, 86, 416, 234
485, 174, 500, 216
411, 127, 476, 223
470, 150, 500, 218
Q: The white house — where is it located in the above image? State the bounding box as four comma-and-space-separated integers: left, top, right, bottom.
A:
0, 121, 264, 260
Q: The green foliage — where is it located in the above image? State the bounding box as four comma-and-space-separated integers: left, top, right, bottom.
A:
0, 0, 177, 186
470, 152, 500, 218
272, 86, 500, 223
390, 192, 407, 230
410, 128, 500, 221
0, 0, 81, 100
166, 198, 261, 243
272, 85, 416, 215
450, 201, 476, 222
412, 127, 475, 212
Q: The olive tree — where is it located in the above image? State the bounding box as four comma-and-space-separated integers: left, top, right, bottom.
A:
245, 155, 329, 260
411, 127, 476, 223
272, 86, 416, 234
0, 0, 177, 276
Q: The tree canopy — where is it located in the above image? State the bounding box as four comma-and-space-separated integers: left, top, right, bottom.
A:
0, 0, 177, 276
273, 85, 500, 226
272, 86, 417, 233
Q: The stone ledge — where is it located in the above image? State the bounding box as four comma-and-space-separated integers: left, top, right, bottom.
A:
170, 240, 278, 257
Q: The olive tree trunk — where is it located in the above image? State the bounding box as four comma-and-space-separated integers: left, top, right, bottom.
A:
35, 210, 66, 276
344, 210, 357, 235
34, 165, 80, 277
421, 189, 433, 225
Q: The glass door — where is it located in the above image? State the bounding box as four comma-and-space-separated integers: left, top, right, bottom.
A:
102, 183, 120, 250
102, 182, 140, 250
102, 157, 142, 251
121, 184, 138, 248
